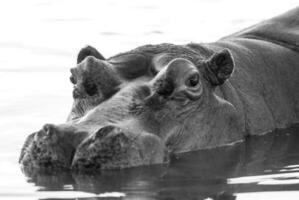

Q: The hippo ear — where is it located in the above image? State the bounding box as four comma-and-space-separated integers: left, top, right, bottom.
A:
205, 49, 234, 86
77, 45, 105, 64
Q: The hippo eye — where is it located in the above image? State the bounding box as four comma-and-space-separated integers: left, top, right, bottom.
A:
186, 73, 199, 87
70, 76, 76, 84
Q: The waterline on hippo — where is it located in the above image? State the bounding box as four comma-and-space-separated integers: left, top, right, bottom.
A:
20, 7, 299, 172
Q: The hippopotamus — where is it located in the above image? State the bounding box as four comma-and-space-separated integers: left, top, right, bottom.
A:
19, 7, 299, 171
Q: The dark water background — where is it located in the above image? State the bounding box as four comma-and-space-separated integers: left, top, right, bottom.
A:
0, 0, 299, 199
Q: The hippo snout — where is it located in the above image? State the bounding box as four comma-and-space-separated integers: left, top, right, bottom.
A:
72, 125, 167, 171
19, 124, 76, 171
20, 123, 167, 172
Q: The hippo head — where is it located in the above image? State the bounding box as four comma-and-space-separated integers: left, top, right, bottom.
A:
20, 44, 242, 172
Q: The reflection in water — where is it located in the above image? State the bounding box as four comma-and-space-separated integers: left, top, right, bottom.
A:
23, 124, 299, 200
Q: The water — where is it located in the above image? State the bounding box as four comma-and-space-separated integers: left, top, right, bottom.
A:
14, 124, 299, 200
0, 0, 299, 199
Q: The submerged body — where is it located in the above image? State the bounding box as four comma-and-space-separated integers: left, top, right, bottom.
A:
20, 7, 299, 171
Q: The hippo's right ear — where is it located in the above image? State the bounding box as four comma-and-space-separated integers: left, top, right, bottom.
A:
77, 45, 105, 64
205, 49, 234, 86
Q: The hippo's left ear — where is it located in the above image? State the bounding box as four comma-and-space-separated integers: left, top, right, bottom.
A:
205, 49, 234, 86
77, 45, 105, 64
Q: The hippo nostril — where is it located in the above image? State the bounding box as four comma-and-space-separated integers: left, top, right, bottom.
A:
34, 124, 55, 141
43, 124, 53, 136
42, 124, 59, 138
34, 130, 44, 141
40, 124, 60, 143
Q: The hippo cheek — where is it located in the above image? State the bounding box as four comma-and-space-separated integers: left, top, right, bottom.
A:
71, 126, 167, 171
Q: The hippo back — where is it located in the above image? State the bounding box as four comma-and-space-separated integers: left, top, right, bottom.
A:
223, 6, 299, 52
211, 7, 299, 135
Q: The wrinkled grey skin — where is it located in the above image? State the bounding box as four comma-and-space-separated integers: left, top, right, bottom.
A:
20, 7, 299, 171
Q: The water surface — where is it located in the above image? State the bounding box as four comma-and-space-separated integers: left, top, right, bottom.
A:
18, 124, 299, 200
